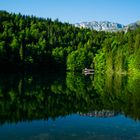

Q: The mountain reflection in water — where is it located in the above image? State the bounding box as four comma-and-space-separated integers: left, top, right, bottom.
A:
80, 110, 118, 118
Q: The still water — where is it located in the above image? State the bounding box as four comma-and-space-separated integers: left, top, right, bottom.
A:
0, 72, 140, 140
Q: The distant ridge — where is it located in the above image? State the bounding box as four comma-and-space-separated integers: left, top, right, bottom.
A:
74, 21, 140, 32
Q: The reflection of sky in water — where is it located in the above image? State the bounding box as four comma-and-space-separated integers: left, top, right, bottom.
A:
0, 114, 140, 140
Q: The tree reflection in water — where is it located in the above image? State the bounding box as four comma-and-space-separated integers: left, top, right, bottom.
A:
0, 72, 140, 125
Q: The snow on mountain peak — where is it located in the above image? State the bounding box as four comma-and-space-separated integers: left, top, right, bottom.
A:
74, 21, 125, 32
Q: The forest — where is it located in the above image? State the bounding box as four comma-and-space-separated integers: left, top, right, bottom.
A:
0, 10, 140, 74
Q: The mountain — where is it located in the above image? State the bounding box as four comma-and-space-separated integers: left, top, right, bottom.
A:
74, 21, 140, 32
74, 21, 125, 32
125, 21, 140, 30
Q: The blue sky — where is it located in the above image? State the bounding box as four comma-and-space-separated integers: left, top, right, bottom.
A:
0, 0, 140, 25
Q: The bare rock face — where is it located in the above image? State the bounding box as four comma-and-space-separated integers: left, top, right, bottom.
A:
74, 21, 125, 32
74, 20, 140, 32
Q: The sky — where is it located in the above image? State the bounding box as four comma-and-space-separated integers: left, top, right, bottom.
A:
0, 0, 140, 25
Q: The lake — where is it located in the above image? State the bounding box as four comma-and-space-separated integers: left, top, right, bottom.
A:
0, 72, 140, 140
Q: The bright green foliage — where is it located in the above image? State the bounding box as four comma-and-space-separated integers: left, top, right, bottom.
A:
52, 47, 67, 67
67, 50, 85, 71
67, 48, 94, 71
94, 28, 140, 74
94, 50, 105, 73
128, 48, 140, 74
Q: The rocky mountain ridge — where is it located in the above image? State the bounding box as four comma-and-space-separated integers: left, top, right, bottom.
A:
74, 21, 140, 32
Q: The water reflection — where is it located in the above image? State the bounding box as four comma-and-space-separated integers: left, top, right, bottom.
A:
80, 110, 118, 118
94, 73, 140, 121
0, 72, 140, 125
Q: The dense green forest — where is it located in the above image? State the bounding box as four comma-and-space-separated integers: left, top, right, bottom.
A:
0, 10, 140, 73
0, 10, 105, 71
94, 28, 140, 74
